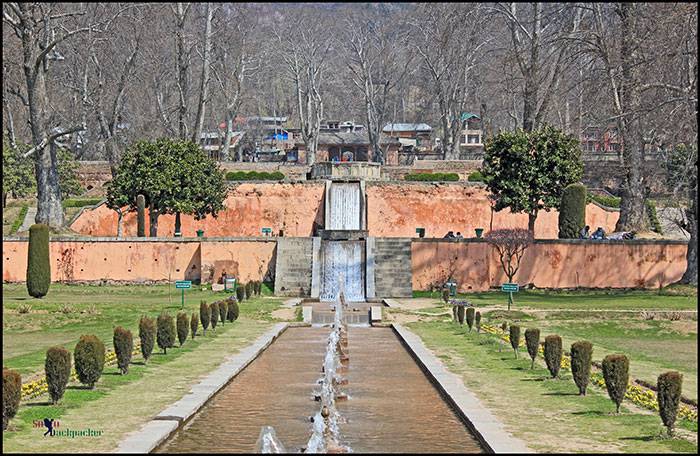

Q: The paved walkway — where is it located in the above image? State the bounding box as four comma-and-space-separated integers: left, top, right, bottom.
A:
17, 207, 36, 232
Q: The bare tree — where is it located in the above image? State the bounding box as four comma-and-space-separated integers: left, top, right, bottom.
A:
341, 10, 413, 164
411, 4, 491, 160
2, 3, 100, 228
211, 4, 258, 161
191, 2, 214, 145
485, 228, 534, 310
275, 9, 332, 166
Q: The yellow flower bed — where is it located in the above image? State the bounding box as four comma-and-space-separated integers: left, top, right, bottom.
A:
21, 344, 141, 400
476, 323, 697, 422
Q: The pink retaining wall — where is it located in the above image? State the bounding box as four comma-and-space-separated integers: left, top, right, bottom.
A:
3, 238, 686, 291
2, 239, 276, 284
69, 182, 619, 239
411, 240, 688, 292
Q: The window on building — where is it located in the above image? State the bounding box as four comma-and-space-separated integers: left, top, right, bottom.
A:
467, 134, 480, 144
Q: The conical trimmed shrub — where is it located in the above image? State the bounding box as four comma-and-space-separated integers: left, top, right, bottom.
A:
509, 325, 521, 358
176, 312, 188, 347
570, 341, 593, 395
226, 297, 239, 322
156, 313, 175, 354
200, 300, 210, 335
27, 224, 51, 298
466, 307, 476, 332
558, 183, 587, 239
544, 335, 562, 378
74, 335, 105, 388
475, 311, 481, 333
210, 302, 219, 331
457, 305, 465, 325
3, 368, 21, 430
190, 312, 199, 339
218, 300, 227, 325
657, 371, 683, 436
113, 326, 133, 375
139, 316, 156, 363
45, 347, 71, 403
245, 282, 254, 299
525, 328, 540, 369
602, 354, 629, 413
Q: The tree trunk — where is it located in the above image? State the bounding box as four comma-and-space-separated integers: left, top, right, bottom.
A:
528, 211, 537, 234
192, 2, 213, 144
149, 204, 159, 237
174, 211, 182, 236
615, 3, 648, 232
221, 117, 234, 160
680, 194, 697, 285
34, 141, 64, 229
116, 207, 124, 238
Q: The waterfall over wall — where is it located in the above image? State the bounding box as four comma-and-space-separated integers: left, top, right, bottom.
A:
319, 241, 365, 302
328, 183, 361, 230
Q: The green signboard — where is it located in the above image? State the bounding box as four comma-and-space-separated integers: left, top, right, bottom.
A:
261, 227, 272, 236
501, 283, 519, 292
175, 280, 191, 309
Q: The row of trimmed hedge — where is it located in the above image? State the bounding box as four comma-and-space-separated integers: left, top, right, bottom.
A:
404, 172, 459, 182
471, 319, 686, 436
234, 280, 262, 302
62, 198, 104, 208
3, 296, 243, 430
226, 171, 284, 181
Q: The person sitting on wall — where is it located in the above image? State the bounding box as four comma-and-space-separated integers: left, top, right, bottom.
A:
444, 231, 455, 239
455, 232, 464, 239
579, 225, 590, 239
591, 227, 606, 240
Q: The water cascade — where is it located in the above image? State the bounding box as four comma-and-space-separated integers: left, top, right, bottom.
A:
328, 183, 361, 230
319, 241, 365, 302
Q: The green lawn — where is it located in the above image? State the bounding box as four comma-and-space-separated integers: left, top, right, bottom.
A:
406, 288, 698, 402
408, 321, 697, 453
2, 283, 285, 452
2, 283, 282, 377
413, 286, 698, 310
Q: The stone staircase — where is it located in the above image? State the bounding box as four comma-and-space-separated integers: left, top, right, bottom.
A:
274, 238, 314, 296
372, 238, 412, 298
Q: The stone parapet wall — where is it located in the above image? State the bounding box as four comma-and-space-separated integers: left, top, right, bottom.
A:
411, 239, 688, 292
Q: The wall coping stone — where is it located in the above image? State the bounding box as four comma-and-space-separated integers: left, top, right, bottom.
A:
2, 236, 282, 243
411, 238, 689, 246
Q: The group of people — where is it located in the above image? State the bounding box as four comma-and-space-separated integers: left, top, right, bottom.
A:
443, 231, 464, 239
580, 225, 636, 240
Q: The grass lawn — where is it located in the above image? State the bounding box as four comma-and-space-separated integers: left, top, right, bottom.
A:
2, 283, 280, 377
408, 321, 697, 453
404, 288, 698, 402
2, 283, 287, 452
413, 286, 698, 310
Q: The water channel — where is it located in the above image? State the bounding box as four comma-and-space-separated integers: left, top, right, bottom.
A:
156, 326, 482, 453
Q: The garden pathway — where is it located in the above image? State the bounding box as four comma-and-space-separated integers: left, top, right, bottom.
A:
16, 207, 36, 233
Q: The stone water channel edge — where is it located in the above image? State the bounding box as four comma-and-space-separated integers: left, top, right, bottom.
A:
392, 324, 533, 454
114, 323, 290, 454
114, 319, 530, 453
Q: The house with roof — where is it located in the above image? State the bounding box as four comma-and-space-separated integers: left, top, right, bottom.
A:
293, 122, 402, 164
458, 112, 485, 158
